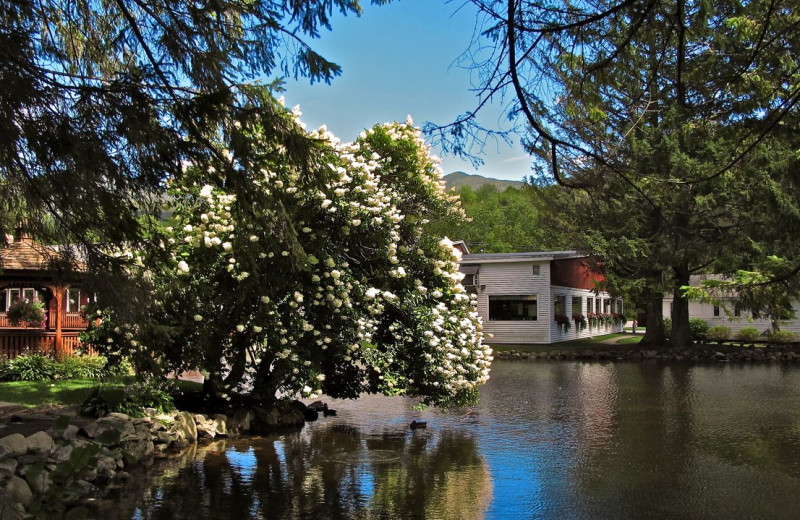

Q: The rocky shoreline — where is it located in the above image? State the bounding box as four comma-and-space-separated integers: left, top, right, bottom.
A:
493, 343, 800, 362
0, 402, 312, 519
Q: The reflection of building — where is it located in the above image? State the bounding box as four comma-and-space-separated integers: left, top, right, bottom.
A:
662, 274, 800, 335
459, 250, 623, 344
1, 231, 91, 359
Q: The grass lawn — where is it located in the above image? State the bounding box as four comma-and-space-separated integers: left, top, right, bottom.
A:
0, 377, 132, 408
0, 377, 202, 408
492, 333, 641, 353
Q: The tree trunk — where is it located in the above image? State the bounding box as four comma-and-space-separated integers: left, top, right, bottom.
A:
640, 287, 665, 347
670, 264, 692, 348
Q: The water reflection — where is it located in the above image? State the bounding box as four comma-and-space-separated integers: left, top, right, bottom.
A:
95, 362, 800, 520
104, 419, 491, 519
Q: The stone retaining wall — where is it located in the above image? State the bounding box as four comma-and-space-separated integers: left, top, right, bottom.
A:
494, 344, 800, 362
0, 403, 307, 519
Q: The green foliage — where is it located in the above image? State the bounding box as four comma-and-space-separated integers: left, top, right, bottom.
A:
426, 184, 573, 253
79, 381, 174, 418
663, 318, 672, 338
735, 327, 761, 342
766, 330, 798, 344
55, 355, 108, 380
0, 377, 135, 407
707, 326, 732, 342
6, 299, 46, 327
1, 0, 385, 247
90, 118, 491, 408
0, 353, 113, 382
79, 309, 136, 375
441, 0, 800, 350
443, 172, 524, 191
0, 353, 57, 381
689, 319, 710, 342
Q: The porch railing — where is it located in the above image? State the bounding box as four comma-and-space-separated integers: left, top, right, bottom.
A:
0, 312, 89, 330
0, 332, 89, 360
63, 312, 89, 329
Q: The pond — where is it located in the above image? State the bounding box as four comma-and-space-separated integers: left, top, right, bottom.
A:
94, 361, 800, 519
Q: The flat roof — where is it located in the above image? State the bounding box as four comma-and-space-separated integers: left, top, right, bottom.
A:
460, 251, 582, 264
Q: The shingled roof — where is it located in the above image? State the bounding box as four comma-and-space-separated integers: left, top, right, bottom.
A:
0, 236, 86, 273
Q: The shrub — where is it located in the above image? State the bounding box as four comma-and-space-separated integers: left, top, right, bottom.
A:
689, 318, 709, 342
79, 381, 175, 418
106, 357, 134, 377
734, 327, 760, 342
663, 318, 672, 338
55, 355, 109, 379
707, 325, 731, 342
0, 353, 57, 381
766, 330, 798, 344
6, 299, 46, 327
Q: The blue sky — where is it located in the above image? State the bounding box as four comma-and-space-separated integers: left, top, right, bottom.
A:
282, 0, 532, 181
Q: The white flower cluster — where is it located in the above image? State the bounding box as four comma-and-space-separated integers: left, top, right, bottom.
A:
155, 111, 490, 404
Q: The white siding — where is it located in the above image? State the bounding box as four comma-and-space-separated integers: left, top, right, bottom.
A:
550, 286, 623, 342
475, 261, 552, 344
468, 262, 623, 344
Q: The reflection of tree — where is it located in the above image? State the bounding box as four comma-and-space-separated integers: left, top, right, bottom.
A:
571, 363, 697, 518
367, 431, 492, 520
99, 424, 491, 519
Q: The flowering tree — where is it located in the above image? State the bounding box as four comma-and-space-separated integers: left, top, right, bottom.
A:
86, 103, 492, 407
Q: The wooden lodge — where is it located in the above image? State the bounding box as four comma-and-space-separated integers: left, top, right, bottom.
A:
0, 232, 92, 360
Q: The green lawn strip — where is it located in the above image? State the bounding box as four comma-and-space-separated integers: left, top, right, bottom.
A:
615, 336, 643, 345
0, 377, 131, 408
0, 377, 203, 408
491, 334, 643, 353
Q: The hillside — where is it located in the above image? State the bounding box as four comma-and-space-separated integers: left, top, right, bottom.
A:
444, 172, 524, 191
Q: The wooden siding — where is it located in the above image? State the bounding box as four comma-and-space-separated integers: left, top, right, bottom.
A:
550, 257, 604, 290
0, 331, 88, 359
663, 299, 800, 335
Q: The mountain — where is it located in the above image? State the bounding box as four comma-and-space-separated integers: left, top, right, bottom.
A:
443, 172, 525, 191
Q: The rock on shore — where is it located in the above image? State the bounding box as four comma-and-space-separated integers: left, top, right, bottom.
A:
0, 403, 306, 518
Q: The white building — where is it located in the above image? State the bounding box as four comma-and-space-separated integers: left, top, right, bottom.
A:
663, 274, 800, 335
459, 251, 624, 344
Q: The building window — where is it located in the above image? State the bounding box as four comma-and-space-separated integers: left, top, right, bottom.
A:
489, 295, 537, 321
734, 308, 741, 317
713, 305, 720, 317
67, 289, 81, 313
6, 289, 20, 311
462, 273, 476, 287
587, 297, 594, 314
554, 295, 566, 316
532, 265, 540, 276
604, 298, 611, 313
572, 296, 582, 316
0, 291, 5, 312
596, 299, 602, 314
